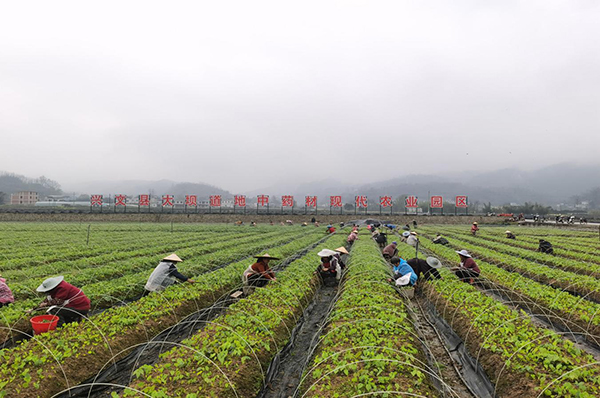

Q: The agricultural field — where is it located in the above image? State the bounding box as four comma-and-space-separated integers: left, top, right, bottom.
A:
0, 221, 599, 397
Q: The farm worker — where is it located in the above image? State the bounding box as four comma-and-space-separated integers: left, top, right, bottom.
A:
406, 232, 419, 247
339, 221, 345, 228
34, 276, 90, 327
402, 224, 411, 231
412, 220, 418, 229
333, 247, 349, 269
432, 233, 449, 245
470, 222, 479, 236
347, 230, 358, 246
316, 249, 341, 287
326, 225, 336, 234
301, 222, 308, 227
374, 232, 387, 248
406, 257, 442, 281
389, 257, 417, 286
451, 250, 480, 284
400, 231, 410, 243
505, 230, 516, 239
243, 253, 279, 288
144, 254, 195, 294
0, 274, 15, 308
382, 241, 398, 260
537, 239, 554, 255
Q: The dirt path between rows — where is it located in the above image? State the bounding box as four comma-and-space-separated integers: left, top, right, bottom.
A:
259, 284, 337, 398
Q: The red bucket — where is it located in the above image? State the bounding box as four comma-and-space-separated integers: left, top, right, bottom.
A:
30, 315, 59, 335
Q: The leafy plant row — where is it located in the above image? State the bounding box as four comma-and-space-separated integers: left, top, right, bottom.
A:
429, 230, 600, 279
0, 228, 314, 346
120, 235, 347, 398
299, 237, 437, 397
418, 239, 600, 344
425, 233, 600, 302
0, 227, 253, 271
393, 240, 600, 397
0, 230, 328, 398
5, 229, 280, 298
426, 226, 600, 265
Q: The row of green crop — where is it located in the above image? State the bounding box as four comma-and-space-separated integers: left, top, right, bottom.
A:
427, 229, 600, 279
299, 237, 438, 397
0, 230, 328, 398
0, 228, 314, 345
393, 242, 600, 397
120, 235, 347, 397
424, 226, 600, 264
5, 229, 276, 296
418, 239, 600, 343
0, 226, 257, 270
422, 232, 600, 302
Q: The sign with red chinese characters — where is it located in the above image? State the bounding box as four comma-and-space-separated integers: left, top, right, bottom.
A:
330, 196, 342, 208
281, 195, 294, 207
430, 195, 443, 208
257, 195, 269, 207
405, 196, 418, 208
115, 194, 127, 206
234, 195, 246, 207
380, 196, 392, 208
455, 195, 468, 208
355, 195, 368, 208
209, 195, 221, 207
90, 195, 103, 207
186, 195, 198, 207
305, 196, 317, 208
162, 195, 174, 207
139, 194, 150, 207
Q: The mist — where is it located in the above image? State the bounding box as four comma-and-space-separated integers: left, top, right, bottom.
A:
1, 1, 599, 192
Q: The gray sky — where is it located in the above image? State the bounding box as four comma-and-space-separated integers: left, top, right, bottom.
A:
1, 0, 599, 192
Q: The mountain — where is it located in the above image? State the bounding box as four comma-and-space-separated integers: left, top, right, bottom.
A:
63, 179, 231, 199
0, 173, 63, 197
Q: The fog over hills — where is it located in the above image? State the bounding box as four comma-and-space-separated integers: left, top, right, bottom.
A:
5, 163, 600, 207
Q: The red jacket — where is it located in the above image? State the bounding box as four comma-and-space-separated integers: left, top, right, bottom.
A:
461, 258, 480, 274
48, 281, 91, 311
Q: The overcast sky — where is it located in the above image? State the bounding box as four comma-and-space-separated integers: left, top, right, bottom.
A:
1, 1, 599, 192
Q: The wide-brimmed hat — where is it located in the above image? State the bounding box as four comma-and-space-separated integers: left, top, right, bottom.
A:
426, 257, 442, 269
318, 249, 337, 257
254, 253, 280, 260
402, 231, 410, 237
505, 230, 512, 234
410, 231, 418, 235
455, 250, 471, 258
163, 253, 183, 262
36, 276, 64, 292
473, 222, 478, 225
392, 241, 397, 245
334, 247, 349, 254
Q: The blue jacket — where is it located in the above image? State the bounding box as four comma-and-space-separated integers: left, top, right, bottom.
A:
393, 259, 418, 285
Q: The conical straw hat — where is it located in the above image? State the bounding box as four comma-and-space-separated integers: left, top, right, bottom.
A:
253, 253, 280, 260
163, 253, 183, 262
334, 247, 349, 254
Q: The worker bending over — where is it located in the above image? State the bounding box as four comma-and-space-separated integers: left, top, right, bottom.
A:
505, 230, 516, 239
145, 254, 195, 294
0, 274, 14, 308
406, 257, 442, 281
390, 257, 417, 286
243, 253, 279, 288
316, 249, 341, 287
34, 276, 90, 327
451, 250, 480, 284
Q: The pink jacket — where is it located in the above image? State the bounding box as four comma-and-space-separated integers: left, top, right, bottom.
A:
0, 278, 14, 304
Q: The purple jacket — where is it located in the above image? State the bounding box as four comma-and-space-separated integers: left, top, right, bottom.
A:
0, 278, 14, 304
